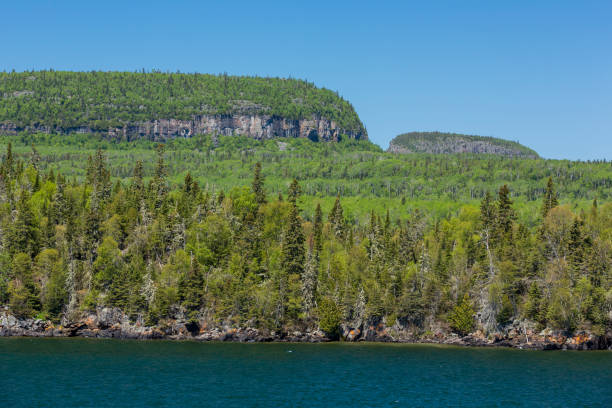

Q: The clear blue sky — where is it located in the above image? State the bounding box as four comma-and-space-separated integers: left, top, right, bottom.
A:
2, 1, 611, 160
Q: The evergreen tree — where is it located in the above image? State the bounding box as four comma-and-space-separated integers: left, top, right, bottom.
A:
541, 177, 559, 217
288, 178, 301, 205
252, 162, 266, 205
313, 203, 323, 255
496, 185, 515, 236
179, 259, 205, 323
282, 204, 305, 276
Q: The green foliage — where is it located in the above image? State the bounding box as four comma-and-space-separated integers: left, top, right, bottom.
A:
0, 138, 609, 340
317, 297, 342, 339
448, 294, 475, 335
0, 71, 365, 134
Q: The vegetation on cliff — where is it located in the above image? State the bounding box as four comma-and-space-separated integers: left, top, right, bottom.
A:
0, 143, 610, 339
389, 132, 539, 158
0, 70, 365, 136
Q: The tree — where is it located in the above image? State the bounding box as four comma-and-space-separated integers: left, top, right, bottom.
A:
495, 185, 515, 237
313, 203, 323, 255
252, 162, 266, 205
328, 195, 345, 239
541, 177, 559, 218
281, 204, 305, 276
178, 259, 205, 323
448, 294, 475, 336
287, 178, 301, 205
7, 191, 40, 257
318, 297, 342, 339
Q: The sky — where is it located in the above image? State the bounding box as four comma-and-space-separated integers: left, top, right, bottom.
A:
1, 1, 611, 160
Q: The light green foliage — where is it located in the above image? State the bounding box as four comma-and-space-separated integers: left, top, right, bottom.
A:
448, 294, 475, 336
0, 139, 608, 338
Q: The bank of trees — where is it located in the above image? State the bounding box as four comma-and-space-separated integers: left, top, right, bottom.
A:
0, 144, 610, 336
0, 71, 364, 133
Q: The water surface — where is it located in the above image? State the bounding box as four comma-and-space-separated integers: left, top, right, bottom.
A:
1, 338, 610, 407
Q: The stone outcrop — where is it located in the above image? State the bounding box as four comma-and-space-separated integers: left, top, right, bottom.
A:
387, 132, 538, 158
2, 308, 611, 349
0, 114, 367, 142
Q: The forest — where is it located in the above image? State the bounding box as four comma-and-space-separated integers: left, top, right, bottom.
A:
2, 132, 611, 223
0, 70, 364, 133
0, 140, 610, 338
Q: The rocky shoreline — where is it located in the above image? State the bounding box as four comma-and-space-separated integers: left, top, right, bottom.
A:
2, 309, 611, 350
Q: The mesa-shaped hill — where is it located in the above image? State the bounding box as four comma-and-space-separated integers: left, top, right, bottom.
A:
0, 71, 367, 142
388, 132, 539, 158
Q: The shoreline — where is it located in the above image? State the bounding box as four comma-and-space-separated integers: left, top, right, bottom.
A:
2, 310, 611, 351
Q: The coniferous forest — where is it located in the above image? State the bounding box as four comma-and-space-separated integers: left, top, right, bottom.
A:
0, 140, 610, 342
0, 71, 611, 345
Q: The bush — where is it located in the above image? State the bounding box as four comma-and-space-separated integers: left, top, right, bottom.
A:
448, 294, 475, 336
318, 297, 342, 340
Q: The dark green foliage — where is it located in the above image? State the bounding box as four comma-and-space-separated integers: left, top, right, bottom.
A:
282, 203, 305, 276
541, 177, 559, 217
179, 260, 205, 323
0, 71, 365, 135
317, 297, 342, 339
252, 162, 266, 205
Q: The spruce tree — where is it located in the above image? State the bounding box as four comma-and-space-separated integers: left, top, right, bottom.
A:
282, 204, 305, 276
252, 162, 266, 205
179, 260, 205, 323
496, 185, 515, 236
288, 178, 301, 205
313, 203, 323, 255
541, 177, 558, 217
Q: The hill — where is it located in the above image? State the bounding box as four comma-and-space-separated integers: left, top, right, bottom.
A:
0, 71, 367, 141
1, 133, 610, 224
388, 131, 539, 158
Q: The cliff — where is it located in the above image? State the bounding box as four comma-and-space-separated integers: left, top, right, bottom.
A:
0, 115, 360, 142
388, 132, 539, 158
0, 71, 367, 141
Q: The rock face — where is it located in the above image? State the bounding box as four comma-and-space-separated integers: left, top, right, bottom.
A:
0, 114, 367, 142
2, 309, 611, 349
388, 132, 538, 158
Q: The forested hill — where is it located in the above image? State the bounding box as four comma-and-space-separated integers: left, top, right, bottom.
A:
388, 132, 539, 158
0, 71, 367, 141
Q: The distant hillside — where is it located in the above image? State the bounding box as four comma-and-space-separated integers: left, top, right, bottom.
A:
388, 132, 539, 158
0, 71, 367, 141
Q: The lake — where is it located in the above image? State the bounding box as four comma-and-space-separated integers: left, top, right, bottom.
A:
1, 338, 611, 407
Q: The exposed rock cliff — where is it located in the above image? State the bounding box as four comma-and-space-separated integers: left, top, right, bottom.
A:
0, 114, 364, 142
388, 132, 538, 158
0, 71, 367, 141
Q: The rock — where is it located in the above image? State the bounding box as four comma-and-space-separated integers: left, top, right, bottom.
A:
0, 114, 366, 143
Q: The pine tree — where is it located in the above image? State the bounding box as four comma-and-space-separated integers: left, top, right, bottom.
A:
282, 204, 305, 276
541, 177, 559, 217
313, 203, 323, 255
179, 259, 205, 323
287, 178, 301, 205
151, 144, 168, 212
328, 195, 345, 239
496, 185, 515, 236
302, 244, 318, 318
252, 162, 266, 205
8, 191, 40, 257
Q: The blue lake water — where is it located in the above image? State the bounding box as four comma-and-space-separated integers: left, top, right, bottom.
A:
1, 338, 611, 407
